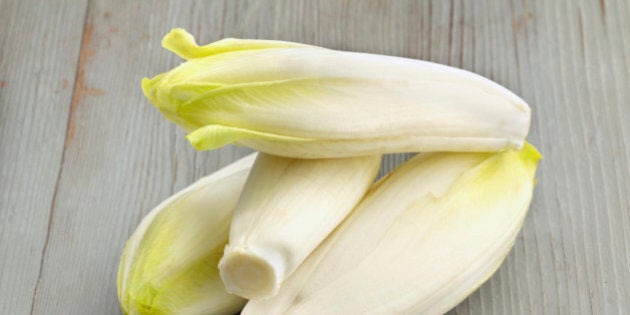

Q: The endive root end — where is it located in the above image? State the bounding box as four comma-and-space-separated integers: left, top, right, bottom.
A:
219, 246, 280, 300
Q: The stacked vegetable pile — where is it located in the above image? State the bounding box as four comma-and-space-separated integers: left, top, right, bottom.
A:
117, 28, 541, 315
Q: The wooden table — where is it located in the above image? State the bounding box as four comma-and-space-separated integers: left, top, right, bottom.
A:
1, 0, 628, 314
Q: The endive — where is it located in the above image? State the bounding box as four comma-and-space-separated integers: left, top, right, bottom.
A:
117, 154, 256, 315
219, 153, 381, 300
142, 29, 530, 158
243, 143, 541, 315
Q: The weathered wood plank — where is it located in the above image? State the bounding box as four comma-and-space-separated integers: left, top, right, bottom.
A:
449, 0, 630, 314
5, 0, 630, 314
0, 1, 88, 314
28, 1, 255, 314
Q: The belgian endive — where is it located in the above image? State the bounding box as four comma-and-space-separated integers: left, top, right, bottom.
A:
243, 143, 541, 315
142, 29, 530, 158
117, 154, 256, 315
219, 153, 381, 300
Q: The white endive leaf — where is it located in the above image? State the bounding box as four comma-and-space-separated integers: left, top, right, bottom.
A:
143, 28, 530, 158
218, 153, 381, 300
243, 143, 541, 315
117, 154, 256, 315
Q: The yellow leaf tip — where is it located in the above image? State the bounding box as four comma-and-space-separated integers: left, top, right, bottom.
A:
186, 128, 224, 151
140, 77, 152, 98
161, 28, 200, 60
521, 141, 542, 163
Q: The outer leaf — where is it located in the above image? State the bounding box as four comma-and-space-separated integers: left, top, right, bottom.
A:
117, 154, 256, 315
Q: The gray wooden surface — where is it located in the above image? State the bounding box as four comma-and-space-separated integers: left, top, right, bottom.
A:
1, 0, 628, 314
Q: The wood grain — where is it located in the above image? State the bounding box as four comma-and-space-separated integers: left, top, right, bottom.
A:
0, 0, 88, 314
1, 0, 628, 314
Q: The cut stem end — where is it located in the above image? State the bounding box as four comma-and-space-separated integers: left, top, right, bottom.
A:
219, 247, 280, 300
